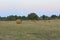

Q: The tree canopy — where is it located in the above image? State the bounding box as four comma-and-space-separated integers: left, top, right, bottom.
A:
28, 13, 39, 20
0, 13, 60, 21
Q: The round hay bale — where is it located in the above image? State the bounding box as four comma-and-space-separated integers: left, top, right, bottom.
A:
16, 20, 22, 24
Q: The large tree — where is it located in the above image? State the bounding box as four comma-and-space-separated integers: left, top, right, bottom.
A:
51, 15, 58, 19
41, 15, 49, 20
28, 13, 39, 20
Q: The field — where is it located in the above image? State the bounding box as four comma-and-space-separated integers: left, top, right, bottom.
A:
0, 20, 60, 40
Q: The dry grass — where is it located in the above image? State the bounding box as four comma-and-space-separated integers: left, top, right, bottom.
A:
0, 20, 60, 40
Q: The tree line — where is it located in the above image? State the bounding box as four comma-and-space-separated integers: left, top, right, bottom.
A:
0, 13, 60, 21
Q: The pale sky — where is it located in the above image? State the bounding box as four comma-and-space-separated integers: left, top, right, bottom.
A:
0, 0, 60, 17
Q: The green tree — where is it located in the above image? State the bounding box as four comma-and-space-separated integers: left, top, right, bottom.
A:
17, 16, 22, 19
28, 13, 39, 20
58, 14, 60, 19
1, 17, 6, 21
21, 16, 27, 20
0, 16, 2, 20
51, 15, 57, 19
6, 15, 17, 21
41, 15, 49, 20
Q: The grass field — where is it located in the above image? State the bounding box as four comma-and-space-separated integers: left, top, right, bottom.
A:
0, 20, 60, 40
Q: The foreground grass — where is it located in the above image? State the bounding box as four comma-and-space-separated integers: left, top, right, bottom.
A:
0, 20, 60, 40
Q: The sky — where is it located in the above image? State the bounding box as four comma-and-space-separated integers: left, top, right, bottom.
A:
0, 0, 60, 17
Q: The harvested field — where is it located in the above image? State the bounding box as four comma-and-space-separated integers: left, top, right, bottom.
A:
0, 20, 60, 40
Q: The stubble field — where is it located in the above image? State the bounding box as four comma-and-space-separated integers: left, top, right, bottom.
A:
0, 20, 60, 40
